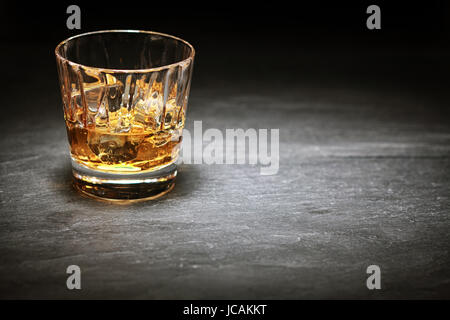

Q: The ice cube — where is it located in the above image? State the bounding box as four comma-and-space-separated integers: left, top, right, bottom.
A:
87, 131, 143, 164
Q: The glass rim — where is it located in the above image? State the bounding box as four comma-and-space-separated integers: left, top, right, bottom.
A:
55, 29, 195, 73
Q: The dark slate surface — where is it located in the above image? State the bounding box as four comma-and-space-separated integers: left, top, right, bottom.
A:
1, 34, 450, 299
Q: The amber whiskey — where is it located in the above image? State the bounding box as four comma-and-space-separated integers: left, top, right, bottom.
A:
65, 76, 185, 174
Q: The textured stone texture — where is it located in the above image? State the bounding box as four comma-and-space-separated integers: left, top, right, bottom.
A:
0, 36, 449, 299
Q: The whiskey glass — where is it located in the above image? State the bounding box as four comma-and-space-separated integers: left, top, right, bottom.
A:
55, 30, 195, 201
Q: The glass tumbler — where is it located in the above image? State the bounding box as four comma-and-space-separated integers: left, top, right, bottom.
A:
55, 30, 195, 201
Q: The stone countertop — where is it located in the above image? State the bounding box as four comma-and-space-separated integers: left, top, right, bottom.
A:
0, 37, 449, 299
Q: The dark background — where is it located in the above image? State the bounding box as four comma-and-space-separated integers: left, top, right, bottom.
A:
1, 1, 450, 299
2, 1, 450, 94
1, 1, 450, 117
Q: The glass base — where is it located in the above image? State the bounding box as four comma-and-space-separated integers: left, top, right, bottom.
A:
71, 159, 177, 202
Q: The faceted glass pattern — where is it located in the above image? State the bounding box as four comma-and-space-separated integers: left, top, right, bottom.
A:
55, 30, 195, 201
